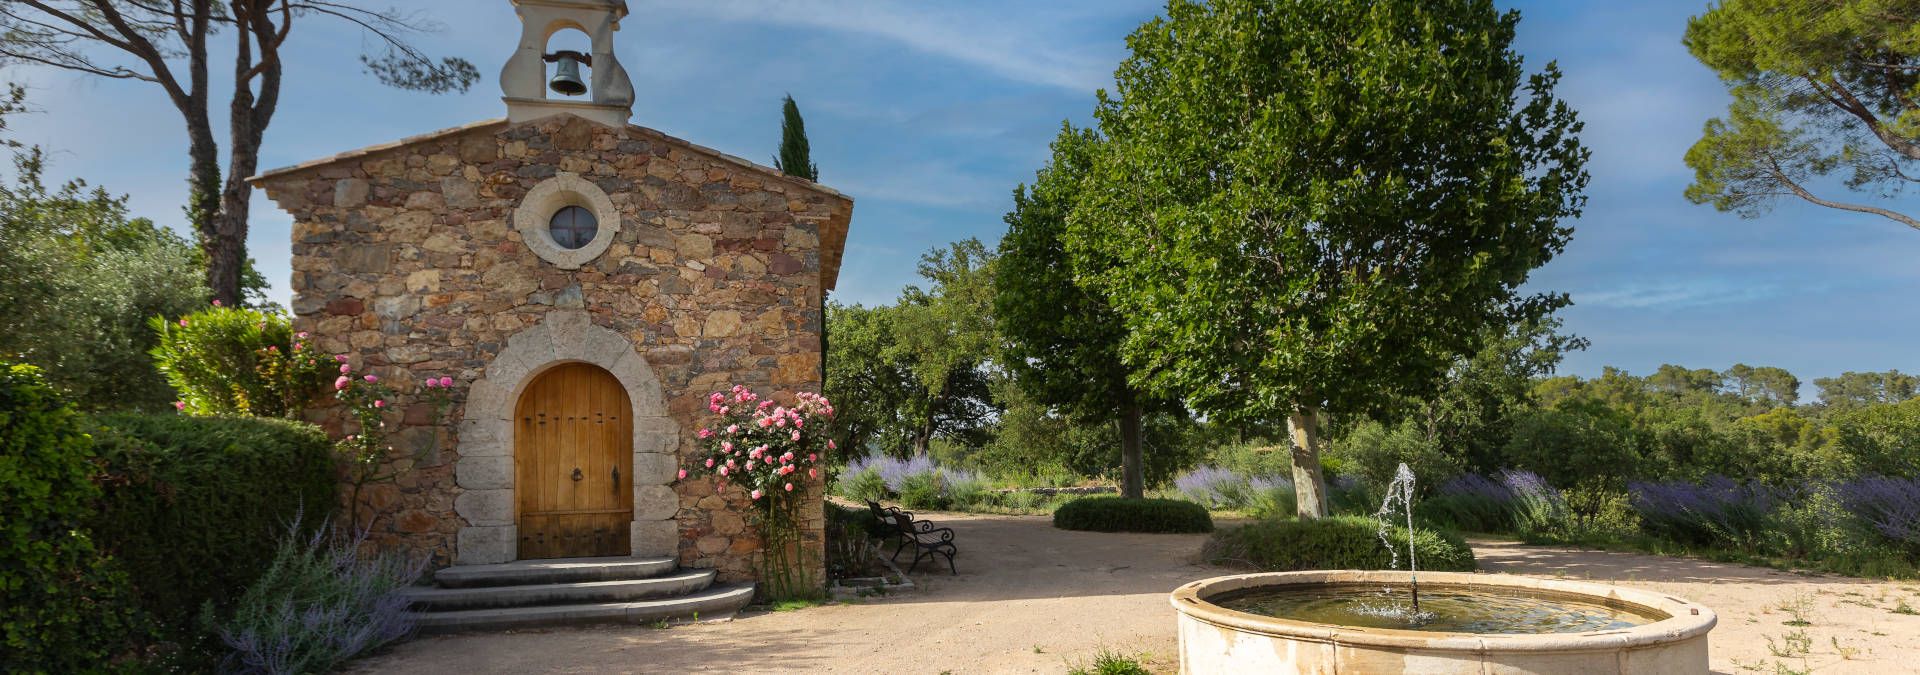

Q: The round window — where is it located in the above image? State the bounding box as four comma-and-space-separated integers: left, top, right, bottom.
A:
548, 205, 598, 250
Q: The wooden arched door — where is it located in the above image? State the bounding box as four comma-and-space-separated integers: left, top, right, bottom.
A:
515, 363, 633, 559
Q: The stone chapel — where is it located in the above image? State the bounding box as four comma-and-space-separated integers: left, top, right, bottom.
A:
250, 0, 851, 621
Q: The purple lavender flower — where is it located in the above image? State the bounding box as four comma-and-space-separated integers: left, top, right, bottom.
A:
1438, 473, 1514, 504
1838, 476, 1920, 548
1628, 476, 1779, 549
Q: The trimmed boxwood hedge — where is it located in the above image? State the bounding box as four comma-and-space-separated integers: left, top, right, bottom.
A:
1201, 515, 1476, 572
84, 413, 337, 631
1052, 497, 1214, 533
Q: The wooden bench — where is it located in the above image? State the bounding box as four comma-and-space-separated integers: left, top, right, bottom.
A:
867, 500, 958, 575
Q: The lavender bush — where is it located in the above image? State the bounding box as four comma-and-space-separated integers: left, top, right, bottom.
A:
1417, 473, 1517, 532
1628, 476, 1780, 551
1501, 470, 1571, 538
835, 454, 986, 510
211, 521, 424, 674
1172, 465, 1293, 515
1838, 476, 1920, 552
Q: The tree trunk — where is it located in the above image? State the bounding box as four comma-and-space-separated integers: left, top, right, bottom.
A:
185, 120, 225, 303
1118, 404, 1144, 499
1288, 405, 1330, 519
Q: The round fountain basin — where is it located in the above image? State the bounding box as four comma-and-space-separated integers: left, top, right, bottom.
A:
1171, 571, 1715, 674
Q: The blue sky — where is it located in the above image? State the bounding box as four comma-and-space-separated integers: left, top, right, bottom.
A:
7, 0, 1916, 387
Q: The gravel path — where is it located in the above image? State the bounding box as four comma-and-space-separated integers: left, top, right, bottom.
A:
349, 514, 1920, 674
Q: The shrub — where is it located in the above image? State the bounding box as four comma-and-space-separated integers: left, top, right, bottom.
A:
85, 413, 337, 633
833, 466, 888, 504
1501, 470, 1571, 538
1838, 476, 1920, 553
1201, 515, 1476, 572
149, 306, 330, 418
1328, 419, 1464, 498
1245, 476, 1299, 519
897, 471, 951, 510
1052, 497, 1214, 533
1418, 473, 1515, 533
1628, 476, 1780, 551
212, 523, 422, 674
825, 503, 886, 580
0, 363, 140, 671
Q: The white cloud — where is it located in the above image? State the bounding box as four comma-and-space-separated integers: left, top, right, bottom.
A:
1575, 280, 1783, 310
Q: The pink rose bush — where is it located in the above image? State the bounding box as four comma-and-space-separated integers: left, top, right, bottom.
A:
677, 385, 834, 504
334, 360, 457, 532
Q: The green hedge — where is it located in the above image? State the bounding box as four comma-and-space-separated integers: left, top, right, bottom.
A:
85, 413, 337, 631
1052, 497, 1214, 533
0, 364, 139, 672
1202, 515, 1476, 572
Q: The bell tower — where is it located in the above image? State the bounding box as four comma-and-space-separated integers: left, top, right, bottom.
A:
500, 0, 634, 127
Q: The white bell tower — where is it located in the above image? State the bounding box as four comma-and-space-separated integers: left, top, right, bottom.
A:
499, 0, 635, 127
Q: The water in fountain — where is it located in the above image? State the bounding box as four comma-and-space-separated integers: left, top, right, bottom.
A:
1366, 462, 1432, 625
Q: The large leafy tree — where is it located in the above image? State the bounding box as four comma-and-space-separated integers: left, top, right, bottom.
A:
891, 239, 1000, 455
1067, 0, 1589, 518
996, 123, 1170, 498
1683, 0, 1920, 231
0, 87, 207, 410
1, 1, 478, 305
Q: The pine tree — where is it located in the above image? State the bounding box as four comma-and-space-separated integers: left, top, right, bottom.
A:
774, 94, 819, 182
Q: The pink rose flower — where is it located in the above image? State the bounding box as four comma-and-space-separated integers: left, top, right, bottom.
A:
373, 400, 386, 408
751, 489, 764, 500
335, 354, 350, 363
719, 466, 729, 476
211, 299, 221, 307
363, 374, 378, 383
178, 318, 188, 327
726, 424, 739, 434
698, 428, 713, 439
438, 376, 453, 388
827, 440, 837, 450
706, 458, 715, 468
340, 364, 351, 374
722, 441, 734, 452
297, 331, 309, 339
784, 483, 794, 492
790, 430, 801, 442
677, 469, 688, 480
745, 461, 756, 471
719, 406, 729, 414
809, 468, 818, 478
335, 376, 351, 390
173, 401, 186, 411
422, 379, 437, 389
808, 453, 817, 462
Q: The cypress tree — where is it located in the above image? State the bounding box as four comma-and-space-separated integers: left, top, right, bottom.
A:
773, 94, 819, 182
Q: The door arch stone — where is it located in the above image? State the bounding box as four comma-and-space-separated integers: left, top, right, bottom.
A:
452, 310, 679, 564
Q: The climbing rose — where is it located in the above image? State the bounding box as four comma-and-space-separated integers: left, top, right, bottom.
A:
698, 428, 713, 439
335, 376, 351, 390
335, 354, 350, 363
173, 401, 186, 411
363, 374, 378, 383
439, 376, 453, 388
751, 489, 764, 500
784, 483, 793, 492
677, 469, 688, 480
373, 400, 386, 408
706, 458, 715, 468
790, 430, 801, 441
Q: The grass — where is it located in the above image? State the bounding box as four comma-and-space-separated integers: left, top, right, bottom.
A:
769, 598, 830, 612
1520, 530, 1920, 581
1066, 649, 1151, 675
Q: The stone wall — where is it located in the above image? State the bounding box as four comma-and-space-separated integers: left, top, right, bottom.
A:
254, 114, 850, 585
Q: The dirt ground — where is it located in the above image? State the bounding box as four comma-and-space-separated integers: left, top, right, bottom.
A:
350, 513, 1920, 674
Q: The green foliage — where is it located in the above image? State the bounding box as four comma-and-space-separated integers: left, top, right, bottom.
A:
1815, 371, 1918, 410
834, 467, 889, 504
1327, 420, 1463, 499
1502, 402, 1638, 498
897, 472, 952, 511
1068, 649, 1151, 675
773, 94, 818, 181
1829, 397, 1920, 477
85, 413, 337, 633
0, 363, 140, 672
996, 123, 1170, 497
0, 147, 207, 411
1202, 516, 1476, 572
1065, 0, 1588, 517
1682, 0, 1920, 231
149, 306, 330, 418
1052, 497, 1213, 533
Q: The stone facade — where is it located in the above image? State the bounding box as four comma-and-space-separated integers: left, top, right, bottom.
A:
252, 113, 852, 585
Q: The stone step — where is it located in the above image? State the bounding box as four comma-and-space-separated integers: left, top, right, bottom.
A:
407, 583, 756, 634
401, 569, 716, 610
431, 556, 677, 588
401, 569, 717, 610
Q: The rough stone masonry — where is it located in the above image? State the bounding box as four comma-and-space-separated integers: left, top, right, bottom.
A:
253, 113, 852, 585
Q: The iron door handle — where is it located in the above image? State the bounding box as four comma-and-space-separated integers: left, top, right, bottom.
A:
571, 468, 583, 481
612, 467, 620, 492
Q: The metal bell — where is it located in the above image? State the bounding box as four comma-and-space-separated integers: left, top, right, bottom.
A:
548, 52, 588, 96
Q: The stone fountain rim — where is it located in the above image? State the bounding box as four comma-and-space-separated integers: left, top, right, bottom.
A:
1170, 570, 1717, 652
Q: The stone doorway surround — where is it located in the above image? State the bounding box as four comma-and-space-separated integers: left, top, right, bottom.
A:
452, 309, 679, 565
